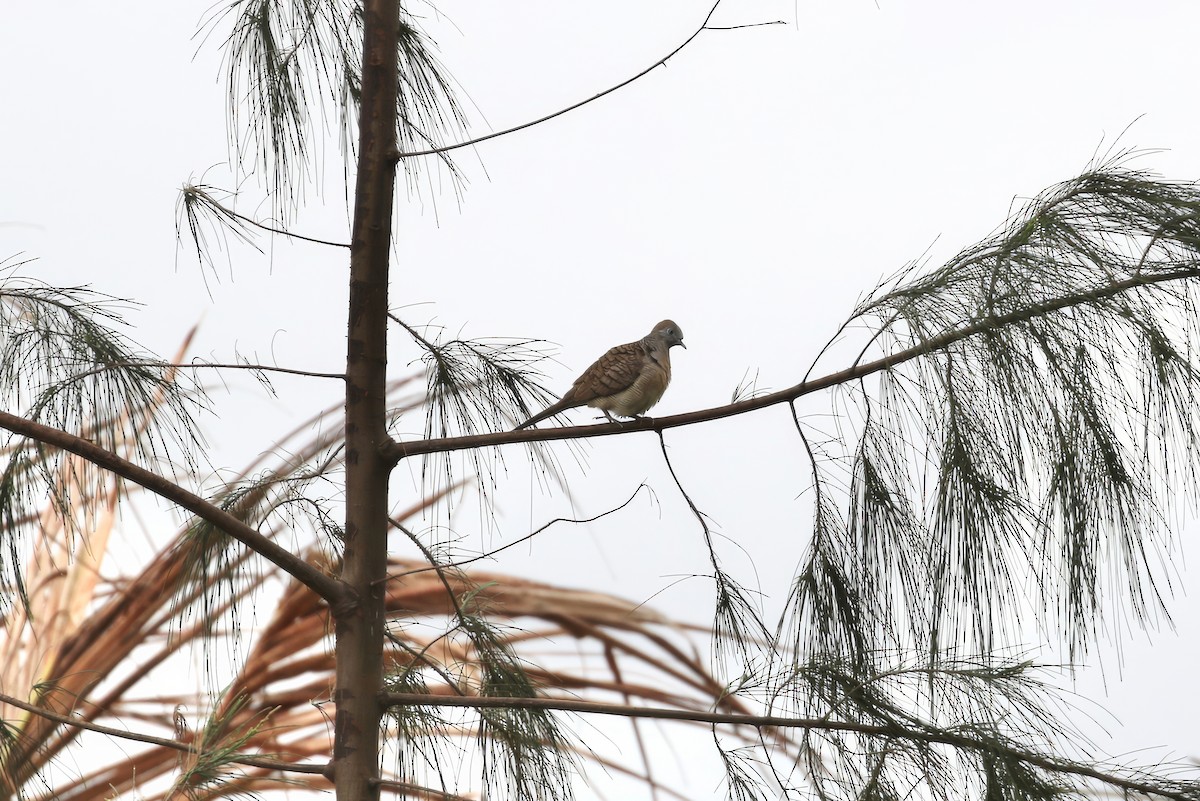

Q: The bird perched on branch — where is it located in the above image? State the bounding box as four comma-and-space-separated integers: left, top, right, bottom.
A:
514, 320, 686, 430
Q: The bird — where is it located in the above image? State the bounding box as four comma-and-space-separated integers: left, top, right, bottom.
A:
514, 320, 686, 430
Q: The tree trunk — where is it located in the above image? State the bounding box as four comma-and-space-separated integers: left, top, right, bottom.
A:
335, 0, 399, 798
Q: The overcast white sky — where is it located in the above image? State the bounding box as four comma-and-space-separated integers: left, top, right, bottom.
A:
4, 0, 1200, 795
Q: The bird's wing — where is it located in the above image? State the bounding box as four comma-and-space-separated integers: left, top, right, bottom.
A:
512, 340, 647, 430
566, 341, 647, 404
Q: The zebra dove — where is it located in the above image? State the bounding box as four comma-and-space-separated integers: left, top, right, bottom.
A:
514, 320, 686, 430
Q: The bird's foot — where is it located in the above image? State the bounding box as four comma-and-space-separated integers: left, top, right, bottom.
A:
597, 412, 648, 426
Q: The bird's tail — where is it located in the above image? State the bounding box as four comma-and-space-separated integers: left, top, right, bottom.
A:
513, 400, 572, 431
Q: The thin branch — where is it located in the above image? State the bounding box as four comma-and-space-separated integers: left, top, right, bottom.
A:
382, 265, 1200, 462
73, 361, 346, 381
658, 431, 770, 661
386, 631, 469, 697
389, 515, 467, 620
392, 2, 779, 159
705, 21, 786, 31
223, 210, 350, 249
379, 693, 1197, 801
389, 312, 439, 352
0, 410, 346, 604
657, 433, 718, 557
215, 202, 351, 249
372, 778, 476, 800
376, 483, 650, 584
0, 691, 326, 776
183, 184, 350, 248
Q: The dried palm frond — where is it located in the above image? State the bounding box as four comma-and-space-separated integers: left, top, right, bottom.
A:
0, 338, 742, 800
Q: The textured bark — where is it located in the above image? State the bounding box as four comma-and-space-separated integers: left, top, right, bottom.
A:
335, 0, 399, 798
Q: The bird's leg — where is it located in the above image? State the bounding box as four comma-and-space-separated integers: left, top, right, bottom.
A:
607, 411, 646, 426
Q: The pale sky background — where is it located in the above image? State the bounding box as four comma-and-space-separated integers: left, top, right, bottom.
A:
4, 0, 1200, 797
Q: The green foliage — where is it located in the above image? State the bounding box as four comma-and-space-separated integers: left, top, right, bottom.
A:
464, 613, 577, 801
208, 0, 467, 215
762, 657, 1087, 801
790, 161, 1200, 663
0, 266, 200, 457
381, 591, 578, 801
382, 669, 459, 797
394, 317, 566, 509
170, 418, 349, 668
171, 693, 280, 800
0, 263, 202, 609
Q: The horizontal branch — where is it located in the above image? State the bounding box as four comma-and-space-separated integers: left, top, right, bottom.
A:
383, 266, 1200, 463
373, 777, 475, 801
0, 691, 326, 776
380, 693, 1196, 801
0, 411, 346, 605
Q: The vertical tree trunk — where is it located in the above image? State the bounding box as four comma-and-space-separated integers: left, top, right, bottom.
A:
335, 0, 399, 798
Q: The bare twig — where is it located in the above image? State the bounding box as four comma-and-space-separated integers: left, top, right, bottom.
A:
377, 483, 650, 583
392, 2, 782, 159
657, 434, 717, 558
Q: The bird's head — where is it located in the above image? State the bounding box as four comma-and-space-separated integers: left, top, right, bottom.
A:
650, 320, 686, 349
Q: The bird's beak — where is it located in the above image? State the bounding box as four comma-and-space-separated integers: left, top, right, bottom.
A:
679, 342, 687, 349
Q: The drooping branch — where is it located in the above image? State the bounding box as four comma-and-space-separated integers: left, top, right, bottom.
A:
0, 410, 346, 604
657, 432, 769, 664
